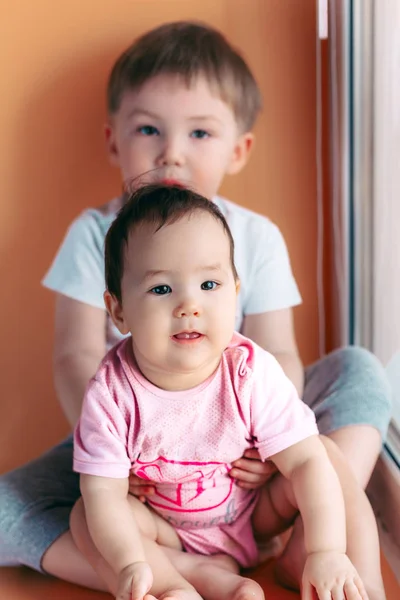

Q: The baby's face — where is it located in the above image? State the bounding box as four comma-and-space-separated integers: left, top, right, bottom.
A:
105, 73, 252, 199
114, 211, 238, 390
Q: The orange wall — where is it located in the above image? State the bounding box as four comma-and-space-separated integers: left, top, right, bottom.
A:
0, 0, 320, 472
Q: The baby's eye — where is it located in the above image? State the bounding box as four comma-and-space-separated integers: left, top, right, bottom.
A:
137, 125, 160, 136
191, 129, 210, 139
150, 285, 171, 295
201, 281, 218, 291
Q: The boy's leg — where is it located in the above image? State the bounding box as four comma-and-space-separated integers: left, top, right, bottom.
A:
71, 495, 265, 600
0, 436, 81, 573
304, 346, 392, 489
0, 435, 109, 590
252, 436, 386, 600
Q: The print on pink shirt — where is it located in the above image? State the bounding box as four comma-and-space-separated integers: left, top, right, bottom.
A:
135, 455, 234, 513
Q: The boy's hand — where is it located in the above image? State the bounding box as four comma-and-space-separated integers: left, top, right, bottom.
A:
230, 449, 277, 489
117, 561, 154, 600
302, 552, 368, 600
129, 473, 156, 503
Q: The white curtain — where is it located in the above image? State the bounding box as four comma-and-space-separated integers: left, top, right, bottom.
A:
334, 0, 400, 577
373, 1, 400, 372
351, 0, 400, 434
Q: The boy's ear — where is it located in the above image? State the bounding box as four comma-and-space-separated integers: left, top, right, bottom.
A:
227, 132, 255, 175
104, 291, 130, 335
104, 122, 121, 167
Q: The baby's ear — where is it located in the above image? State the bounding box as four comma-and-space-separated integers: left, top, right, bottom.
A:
104, 290, 130, 335
227, 132, 254, 175
235, 279, 241, 295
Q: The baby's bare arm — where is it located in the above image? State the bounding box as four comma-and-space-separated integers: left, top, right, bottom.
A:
80, 474, 146, 574
271, 435, 346, 554
267, 436, 367, 599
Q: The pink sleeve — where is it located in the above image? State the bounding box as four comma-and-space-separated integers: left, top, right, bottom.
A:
73, 374, 132, 479
249, 348, 319, 461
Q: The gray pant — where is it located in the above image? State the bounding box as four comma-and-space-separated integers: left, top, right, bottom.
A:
0, 346, 392, 572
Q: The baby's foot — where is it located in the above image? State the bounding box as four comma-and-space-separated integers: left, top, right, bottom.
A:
158, 583, 203, 600
165, 546, 263, 600
180, 557, 264, 600
226, 576, 265, 600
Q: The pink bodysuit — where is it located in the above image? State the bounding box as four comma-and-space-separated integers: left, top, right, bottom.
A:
74, 333, 318, 567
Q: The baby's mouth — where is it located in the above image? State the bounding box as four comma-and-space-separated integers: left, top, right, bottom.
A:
173, 332, 202, 340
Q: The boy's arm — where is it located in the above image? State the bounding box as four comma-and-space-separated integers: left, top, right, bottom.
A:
270, 435, 346, 554
80, 474, 146, 574
53, 294, 106, 428
242, 308, 304, 397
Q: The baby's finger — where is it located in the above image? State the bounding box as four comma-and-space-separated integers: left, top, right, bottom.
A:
330, 582, 346, 600
314, 588, 331, 600
300, 579, 314, 600
341, 579, 363, 600
351, 574, 370, 600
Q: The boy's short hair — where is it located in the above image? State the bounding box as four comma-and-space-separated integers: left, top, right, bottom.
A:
107, 21, 262, 132
105, 184, 239, 302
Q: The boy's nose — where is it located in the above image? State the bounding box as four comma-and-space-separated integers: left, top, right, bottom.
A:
157, 138, 185, 167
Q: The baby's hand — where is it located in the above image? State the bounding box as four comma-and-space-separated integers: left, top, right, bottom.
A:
117, 561, 154, 600
302, 552, 368, 600
129, 473, 156, 503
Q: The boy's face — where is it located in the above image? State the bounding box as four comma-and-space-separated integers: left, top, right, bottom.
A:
105, 212, 239, 390
105, 74, 253, 199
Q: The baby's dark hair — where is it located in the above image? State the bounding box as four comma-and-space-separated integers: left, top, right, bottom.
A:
107, 21, 262, 132
105, 184, 239, 303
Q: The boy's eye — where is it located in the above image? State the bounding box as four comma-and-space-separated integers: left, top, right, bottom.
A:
201, 281, 218, 291
191, 129, 210, 139
150, 285, 171, 295
137, 125, 159, 136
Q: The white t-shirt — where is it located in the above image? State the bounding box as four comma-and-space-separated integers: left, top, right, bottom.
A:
42, 195, 301, 350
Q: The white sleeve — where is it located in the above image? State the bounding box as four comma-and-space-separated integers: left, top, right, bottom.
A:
42, 210, 107, 309
243, 222, 302, 315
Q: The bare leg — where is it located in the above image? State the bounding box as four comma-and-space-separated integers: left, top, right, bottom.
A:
168, 548, 264, 600
41, 529, 240, 595
70, 495, 264, 600
252, 436, 386, 600
70, 495, 202, 600
41, 529, 108, 591
328, 425, 382, 489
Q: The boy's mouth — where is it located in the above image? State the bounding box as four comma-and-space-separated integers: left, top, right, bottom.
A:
160, 179, 184, 188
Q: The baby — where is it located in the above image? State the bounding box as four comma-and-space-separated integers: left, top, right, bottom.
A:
71, 184, 367, 600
